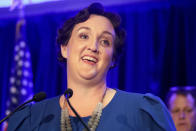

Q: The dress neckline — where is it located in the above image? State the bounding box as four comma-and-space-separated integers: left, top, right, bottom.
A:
58, 88, 120, 118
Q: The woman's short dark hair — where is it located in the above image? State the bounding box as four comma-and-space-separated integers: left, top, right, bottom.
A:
56, 2, 126, 67
165, 86, 196, 108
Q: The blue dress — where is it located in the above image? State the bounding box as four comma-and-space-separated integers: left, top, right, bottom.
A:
7, 89, 176, 131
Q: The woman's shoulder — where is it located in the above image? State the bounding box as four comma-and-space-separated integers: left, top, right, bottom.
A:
110, 89, 163, 115
115, 89, 148, 104
7, 95, 60, 131
114, 89, 176, 130
115, 89, 166, 106
31, 95, 60, 110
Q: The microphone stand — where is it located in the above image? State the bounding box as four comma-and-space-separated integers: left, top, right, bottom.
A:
64, 89, 90, 131
0, 99, 33, 124
0, 92, 46, 125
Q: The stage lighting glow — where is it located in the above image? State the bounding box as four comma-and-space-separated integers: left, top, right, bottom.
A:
0, 0, 60, 8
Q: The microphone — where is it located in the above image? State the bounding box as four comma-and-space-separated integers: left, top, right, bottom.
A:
33, 92, 47, 102
64, 88, 90, 131
0, 92, 47, 125
64, 88, 73, 98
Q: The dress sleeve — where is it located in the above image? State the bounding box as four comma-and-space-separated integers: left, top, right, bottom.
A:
139, 93, 176, 131
7, 104, 31, 131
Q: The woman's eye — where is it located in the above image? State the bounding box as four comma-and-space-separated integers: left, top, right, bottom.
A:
79, 33, 88, 39
101, 40, 111, 46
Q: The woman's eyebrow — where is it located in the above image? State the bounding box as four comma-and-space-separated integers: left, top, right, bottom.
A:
76, 27, 115, 39
76, 27, 90, 32
101, 31, 115, 39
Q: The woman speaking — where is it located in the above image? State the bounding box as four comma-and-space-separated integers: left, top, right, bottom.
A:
8, 3, 176, 131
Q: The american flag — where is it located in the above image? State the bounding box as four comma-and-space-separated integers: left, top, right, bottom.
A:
3, 18, 34, 130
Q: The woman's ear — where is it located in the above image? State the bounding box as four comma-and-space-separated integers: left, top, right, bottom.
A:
61, 45, 67, 58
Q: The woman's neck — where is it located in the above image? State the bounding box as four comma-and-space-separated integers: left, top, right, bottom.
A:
60, 81, 107, 117
60, 87, 116, 117
69, 82, 106, 102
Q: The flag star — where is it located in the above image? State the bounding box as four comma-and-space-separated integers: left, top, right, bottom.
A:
10, 77, 15, 84
11, 97, 18, 104
21, 88, 27, 95
10, 86, 17, 94
20, 41, 26, 48
22, 79, 27, 86
6, 110, 11, 115
19, 50, 24, 57
24, 61, 30, 68
14, 55, 19, 61
18, 60, 23, 66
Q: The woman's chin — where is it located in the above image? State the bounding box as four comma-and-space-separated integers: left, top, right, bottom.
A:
79, 72, 97, 81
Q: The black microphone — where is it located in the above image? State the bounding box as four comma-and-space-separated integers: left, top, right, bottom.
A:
64, 88, 73, 98
0, 92, 47, 125
64, 88, 90, 131
33, 92, 47, 102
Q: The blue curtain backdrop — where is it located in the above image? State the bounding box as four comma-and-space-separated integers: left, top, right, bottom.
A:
0, 1, 196, 120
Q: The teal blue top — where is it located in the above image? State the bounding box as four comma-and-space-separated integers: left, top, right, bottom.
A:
8, 89, 176, 131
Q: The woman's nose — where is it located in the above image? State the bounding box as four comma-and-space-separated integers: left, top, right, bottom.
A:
88, 40, 99, 53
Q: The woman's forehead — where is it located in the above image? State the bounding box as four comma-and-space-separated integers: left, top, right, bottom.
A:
73, 15, 115, 36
